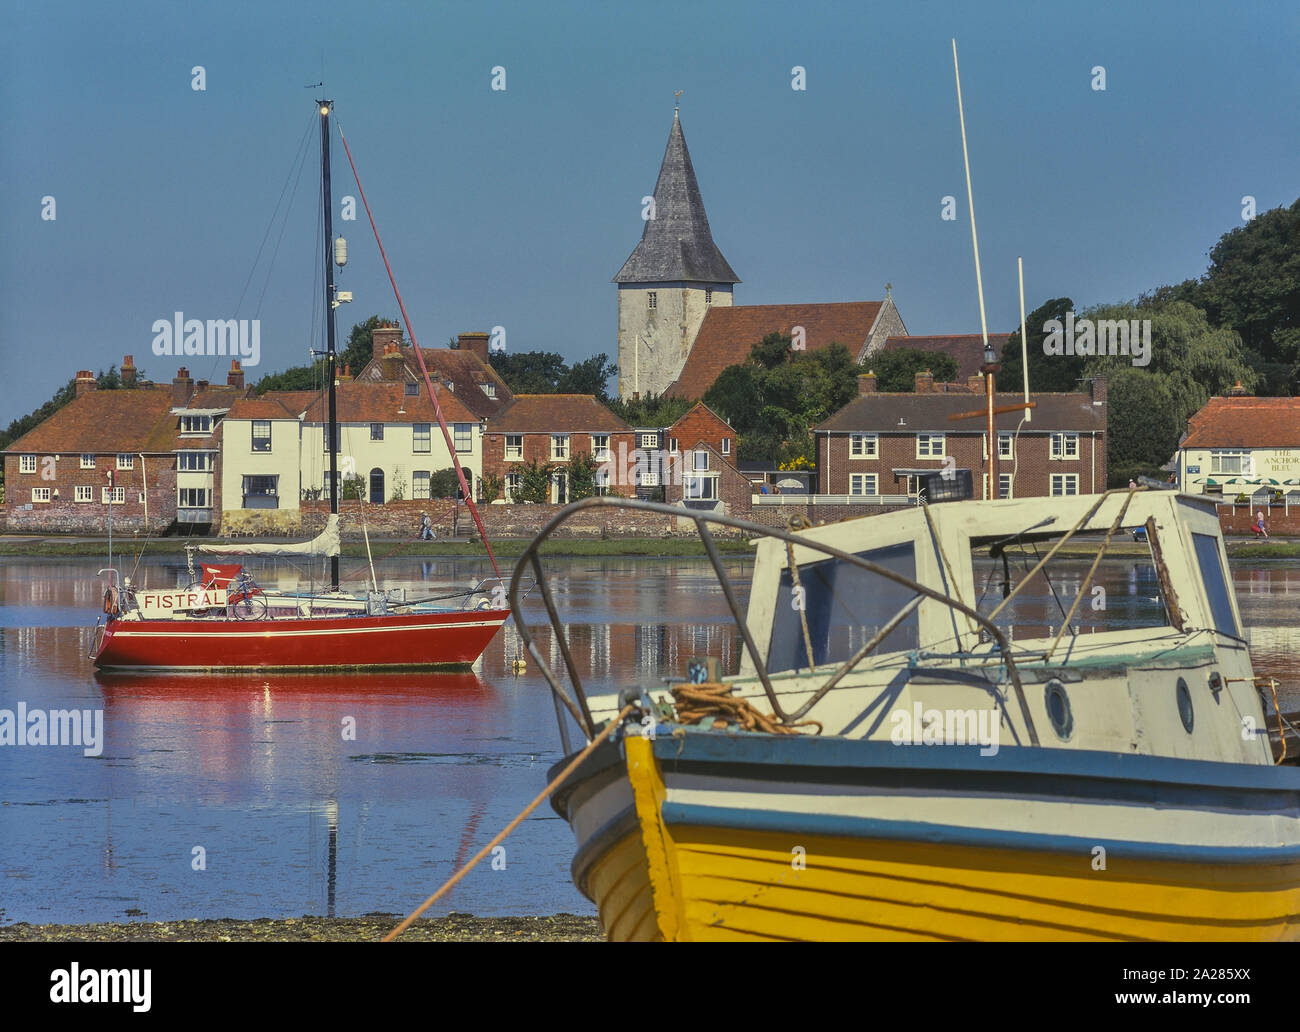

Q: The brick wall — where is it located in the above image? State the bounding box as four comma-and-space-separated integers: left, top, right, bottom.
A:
1, 453, 176, 534
482, 430, 637, 498
1218, 503, 1300, 536
668, 405, 734, 458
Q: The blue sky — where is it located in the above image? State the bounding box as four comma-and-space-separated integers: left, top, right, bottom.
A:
2, 0, 1297, 425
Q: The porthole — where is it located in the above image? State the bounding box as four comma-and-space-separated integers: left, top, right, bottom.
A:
1176, 678, 1194, 734
1044, 679, 1073, 740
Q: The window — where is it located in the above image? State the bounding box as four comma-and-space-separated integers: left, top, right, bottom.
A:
639, 469, 660, 487
180, 415, 212, 435
850, 434, 878, 458
19, 455, 36, 474
178, 452, 211, 472
639, 433, 658, 449
1050, 473, 1079, 496
74, 485, 93, 502
1050, 432, 1079, 460
668, 437, 678, 453
138, 492, 145, 504
592, 434, 611, 462
1192, 532, 1239, 638
413, 423, 431, 453
80, 454, 95, 469
647, 291, 657, 310
481, 384, 496, 399
31, 488, 51, 502
705, 289, 713, 306
551, 434, 569, 460
850, 473, 877, 495
692, 450, 709, 472
116, 454, 134, 470
178, 488, 209, 507
998, 433, 1014, 459
916, 434, 945, 458
999, 473, 1013, 499
505, 472, 522, 500
242, 475, 279, 509
413, 471, 431, 499
595, 469, 611, 496
684, 475, 718, 500
102, 486, 125, 504
1210, 449, 1249, 475
453, 423, 473, 453
722, 437, 731, 456
370, 422, 384, 441
405, 381, 419, 396
505, 435, 523, 461
324, 425, 341, 452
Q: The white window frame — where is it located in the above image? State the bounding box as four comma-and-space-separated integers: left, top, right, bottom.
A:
80, 454, 96, 469
116, 454, 134, 470
551, 434, 570, 461
594, 469, 611, 496
668, 437, 678, 453
592, 434, 611, 463
102, 486, 126, 504
999, 472, 1013, 499
998, 433, 1014, 459
180, 414, 211, 435
850, 433, 878, 458
1210, 449, 1249, 475
1050, 473, 1079, 496
177, 487, 209, 508
453, 423, 473, 453
849, 473, 877, 496
692, 450, 709, 472
916, 434, 946, 458
505, 472, 522, 500
639, 433, 658, 449
31, 487, 51, 503
481, 383, 496, 399
413, 423, 432, 454
504, 435, 523, 461
1050, 432, 1079, 460
683, 475, 718, 500
413, 471, 431, 500
721, 437, 731, 456
19, 454, 36, 474
74, 485, 93, 503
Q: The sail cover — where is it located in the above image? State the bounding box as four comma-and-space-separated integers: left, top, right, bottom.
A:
197, 513, 341, 557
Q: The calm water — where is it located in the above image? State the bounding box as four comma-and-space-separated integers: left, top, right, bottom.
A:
1, 551, 1297, 925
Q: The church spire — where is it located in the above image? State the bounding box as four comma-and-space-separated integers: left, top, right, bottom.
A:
613, 112, 739, 285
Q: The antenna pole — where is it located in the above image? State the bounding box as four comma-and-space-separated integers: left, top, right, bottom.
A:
952, 40, 989, 354
1018, 256, 1031, 422
319, 98, 339, 592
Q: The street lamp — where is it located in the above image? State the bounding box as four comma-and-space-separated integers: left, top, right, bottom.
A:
981, 341, 1000, 499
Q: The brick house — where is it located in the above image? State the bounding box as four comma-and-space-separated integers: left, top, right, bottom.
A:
353, 326, 513, 419
814, 371, 1108, 501
663, 439, 752, 514
483, 395, 635, 503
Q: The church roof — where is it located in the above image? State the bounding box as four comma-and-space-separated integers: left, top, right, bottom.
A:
613, 112, 739, 285
667, 302, 885, 399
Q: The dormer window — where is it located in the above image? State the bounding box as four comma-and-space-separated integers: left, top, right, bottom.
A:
180, 414, 212, 435
405, 381, 418, 396
482, 383, 496, 399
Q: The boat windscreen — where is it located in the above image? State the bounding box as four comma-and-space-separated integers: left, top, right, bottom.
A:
767, 542, 920, 673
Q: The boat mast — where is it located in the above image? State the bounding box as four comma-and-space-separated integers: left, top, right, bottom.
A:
319, 99, 340, 591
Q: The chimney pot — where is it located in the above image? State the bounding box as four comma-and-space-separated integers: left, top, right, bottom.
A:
75, 370, 97, 397
914, 368, 935, 394
857, 371, 877, 395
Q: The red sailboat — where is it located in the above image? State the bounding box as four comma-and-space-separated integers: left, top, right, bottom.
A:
93, 100, 511, 671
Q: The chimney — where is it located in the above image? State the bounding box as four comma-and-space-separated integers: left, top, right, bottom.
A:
372, 323, 404, 367
381, 343, 406, 382
1225, 381, 1251, 397
172, 366, 194, 407
967, 373, 986, 394
122, 355, 137, 388
226, 359, 244, 389
914, 369, 935, 394
337, 363, 352, 383
196, 379, 209, 390
75, 370, 96, 397
857, 371, 877, 395
1089, 376, 1108, 407
458, 332, 491, 362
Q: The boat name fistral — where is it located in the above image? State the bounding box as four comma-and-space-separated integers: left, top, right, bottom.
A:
1042, 312, 1151, 367
50, 964, 151, 1012
0, 702, 103, 757
889, 702, 1000, 756
151, 312, 261, 367
136, 589, 227, 616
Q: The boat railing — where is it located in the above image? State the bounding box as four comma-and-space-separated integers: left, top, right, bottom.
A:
508, 496, 1035, 745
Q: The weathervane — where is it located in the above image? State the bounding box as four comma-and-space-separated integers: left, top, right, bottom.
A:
674, 89, 683, 115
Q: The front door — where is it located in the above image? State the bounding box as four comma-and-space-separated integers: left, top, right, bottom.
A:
550, 472, 568, 505
369, 468, 385, 504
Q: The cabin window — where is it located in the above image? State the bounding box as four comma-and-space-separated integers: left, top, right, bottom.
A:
1191, 532, 1239, 638
768, 542, 920, 673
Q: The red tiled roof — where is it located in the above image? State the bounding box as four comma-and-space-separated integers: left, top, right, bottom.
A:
4, 387, 179, 454
226, 396, 302, 420
489, 395, 631, 433
354, 346, 513, 418
1182, 396, 1300, 449
668, 401, 735, 433
817, 391, 1105, 434
668, 302, 884, 399
180, 386, 246, 411
878, 334, 1011, 381
297, 382, 481, 425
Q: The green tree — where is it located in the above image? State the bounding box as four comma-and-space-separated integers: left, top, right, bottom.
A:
605, 391, 694, 428
253, 314, 398, 394
996, 297, 1079, 393
567, 450, 598, 500
558, 354, 618, 399
488, 351, 568, 393
514, 459, 552, 503
869, 348, 959, 392
481, 471, 503, 504
429, 468, 461, 498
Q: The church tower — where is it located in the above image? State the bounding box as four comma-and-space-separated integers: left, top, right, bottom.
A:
614, 109, 739, 399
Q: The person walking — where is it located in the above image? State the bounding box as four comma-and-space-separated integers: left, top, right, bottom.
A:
419, 511, 435, 541
1254, 510, 1268, 539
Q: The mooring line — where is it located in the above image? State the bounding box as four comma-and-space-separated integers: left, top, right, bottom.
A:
382, 704, 634, 941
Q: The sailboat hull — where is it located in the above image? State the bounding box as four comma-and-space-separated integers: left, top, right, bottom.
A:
93, 608, 510, 670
